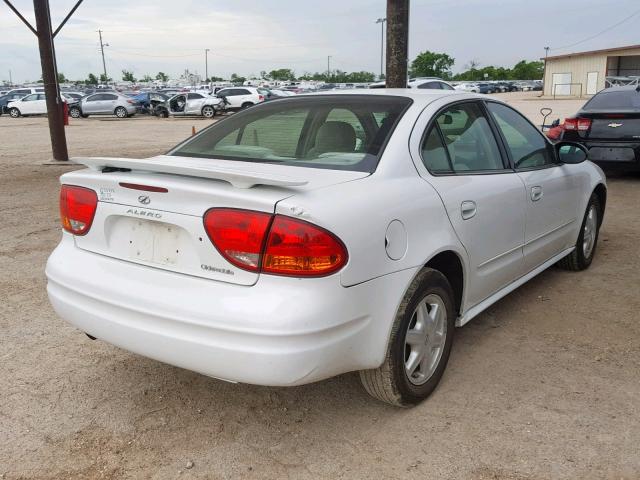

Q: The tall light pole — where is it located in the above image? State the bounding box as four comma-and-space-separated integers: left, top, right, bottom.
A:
542, 46, 550, 96
98, 29, 108, 83
205, 48, 210, 82
375, 17, 386, 79
327, 55, 332, 81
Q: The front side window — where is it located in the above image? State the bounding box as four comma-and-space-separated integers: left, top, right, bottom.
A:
187, 93, 203, 100
22, 94, 38, 102
171, 95, 412, 172
103, 94, 117, 101
86, 94, 100, 102
421, 102, 505, 173
439, 82, 454, 90
487, 102, 555, 169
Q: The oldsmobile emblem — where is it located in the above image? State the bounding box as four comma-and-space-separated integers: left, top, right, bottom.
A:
607, 123, 623, 128
138, 195, 151, 205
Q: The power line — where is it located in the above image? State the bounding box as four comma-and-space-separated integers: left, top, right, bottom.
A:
550, 7, 640, 51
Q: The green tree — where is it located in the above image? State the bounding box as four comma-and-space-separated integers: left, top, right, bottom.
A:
156, 72, 169, 82
86, 73, 98, 85
269, 68, 296, 81
141, 74, 153, 82
230, 73, 246, 84
57, 72, 67, 83
410, 51, 455, 79
122, 70, 136, 82
510, 60, 544, 80
99, 73, 111, 83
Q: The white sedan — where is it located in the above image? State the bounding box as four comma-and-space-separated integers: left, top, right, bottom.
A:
7, 92, 73, 117
46, 90, 606, 406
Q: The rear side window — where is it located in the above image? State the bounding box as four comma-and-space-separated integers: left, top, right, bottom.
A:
439, 82, 454, 90
418, 82, 441, 90
187, 93, 204, 100
103, 94, 117, 100
421, 102, 505, 173
171, 95, 412, 172
487, 102, 555, 169
583, 90, 640, 110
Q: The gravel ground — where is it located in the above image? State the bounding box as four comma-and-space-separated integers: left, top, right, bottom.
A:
1, 93, 639, 479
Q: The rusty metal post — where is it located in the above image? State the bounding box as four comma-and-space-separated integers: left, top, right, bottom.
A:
33, 0, 68, 161
386, 0, 409, 88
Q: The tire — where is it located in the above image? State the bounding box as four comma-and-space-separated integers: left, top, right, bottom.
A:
241, 102, 254, 109
69, 107, 81, 119
359, 268, 455, 407
81, 114, 89, 118
557, 194, 602, 271
114, 106, 128, 118
9, 108, 20, 118
201, 105, 216, 118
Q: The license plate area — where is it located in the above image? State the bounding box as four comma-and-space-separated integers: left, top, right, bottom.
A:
128, 219, 183, 266
588, 147, 636, 162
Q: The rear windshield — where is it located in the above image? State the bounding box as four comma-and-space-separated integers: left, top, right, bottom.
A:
583, 89, 640, 111
169, 95, 412, 172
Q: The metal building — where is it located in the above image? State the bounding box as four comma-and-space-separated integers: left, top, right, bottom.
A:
543, 44, 640, 97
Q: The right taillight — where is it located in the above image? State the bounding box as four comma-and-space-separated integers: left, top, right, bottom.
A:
262, 216, 348, 277
564, 117, 592, 131
203, 208, 348, 277
59, 185, 98, 235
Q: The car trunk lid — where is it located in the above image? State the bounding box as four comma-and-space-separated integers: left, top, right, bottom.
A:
63, 155, 368, 285
580, 111, 640, 141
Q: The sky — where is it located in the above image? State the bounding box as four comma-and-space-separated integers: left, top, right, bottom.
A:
1, 0, 639, 83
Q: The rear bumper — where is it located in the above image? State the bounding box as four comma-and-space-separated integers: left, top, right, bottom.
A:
46, 234, 417, 386
567, 139, 640, 170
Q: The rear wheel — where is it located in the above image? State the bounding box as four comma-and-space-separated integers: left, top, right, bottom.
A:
201, 105, 216, 118
557, 194, 602, 271
114, 106, 128, 118
9, 108, 20, 118
359, 268, 455, 406
241, 102, 254, 109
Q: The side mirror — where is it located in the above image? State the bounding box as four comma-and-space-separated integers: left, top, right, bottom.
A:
556, 142, 588, 164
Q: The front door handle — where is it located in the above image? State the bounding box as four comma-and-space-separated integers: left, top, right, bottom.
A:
461, 200, 477, 220
531, 186, 543, 202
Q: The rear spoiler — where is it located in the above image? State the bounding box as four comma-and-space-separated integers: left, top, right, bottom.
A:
71, 156, 309, 189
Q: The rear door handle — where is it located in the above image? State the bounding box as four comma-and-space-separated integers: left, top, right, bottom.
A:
531, 186, 543, 202
461, 200, 477, 220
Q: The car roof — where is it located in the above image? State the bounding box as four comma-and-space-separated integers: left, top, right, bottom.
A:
308, 88, 477, 105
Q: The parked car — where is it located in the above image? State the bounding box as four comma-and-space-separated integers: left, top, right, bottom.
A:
475, 83, 497, 94
454, 83, 480, 93
154, 92, 223, 118
69, 92, 137, 118
0, 92, 28, 114
215, 87, 265, 110
408, 78, 455, 90
131, 92, 170, 114
4, 87, 44, 97
7, 93, 75, 117
370, 78, 455, 90
46, 90, 606, 406
550, 85, 640, 172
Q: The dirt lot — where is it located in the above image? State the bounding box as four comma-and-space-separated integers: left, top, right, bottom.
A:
1, 93, 639, 480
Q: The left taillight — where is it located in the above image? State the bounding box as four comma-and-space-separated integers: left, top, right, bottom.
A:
59, 185, 98, 235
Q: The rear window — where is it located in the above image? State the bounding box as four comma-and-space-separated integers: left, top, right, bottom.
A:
583, 89, 640, 110
170, 95, 412, 172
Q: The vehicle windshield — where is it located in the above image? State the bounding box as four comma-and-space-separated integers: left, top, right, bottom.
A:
170, 95, 412, 172
583, 89, 640, 111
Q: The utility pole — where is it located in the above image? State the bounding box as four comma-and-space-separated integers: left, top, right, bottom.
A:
8, 69, 12, 85
33, 0, 68, 161
327, 55, 332, 81
375, 17, 386, 80
205, 48, 210, 82
542, 46, 550, 96
386, 0, 409, 88
4, 0, 84, 162
98, 29, 108, 83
